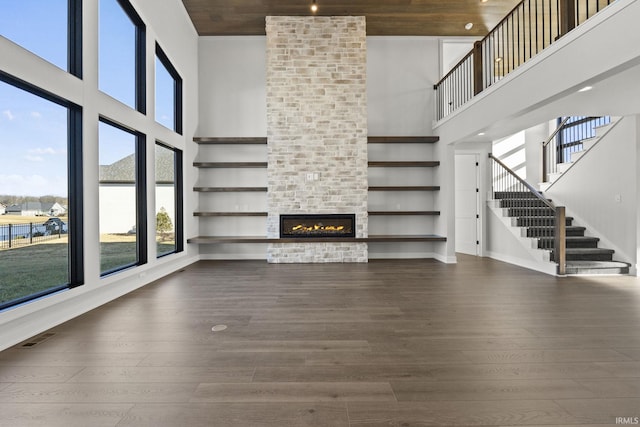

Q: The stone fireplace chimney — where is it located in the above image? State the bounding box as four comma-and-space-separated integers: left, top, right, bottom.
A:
265, 16, 368, 263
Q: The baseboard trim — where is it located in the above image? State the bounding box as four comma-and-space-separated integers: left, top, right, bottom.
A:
486, 250, 557, 276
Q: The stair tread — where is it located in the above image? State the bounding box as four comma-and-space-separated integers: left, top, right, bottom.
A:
564, 248, 615, 254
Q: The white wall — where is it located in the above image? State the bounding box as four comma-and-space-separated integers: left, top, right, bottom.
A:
0, 0, 199, 350
524, 123, 548, 186
493, 131, 527, 178
544, 116, 638, 270
440, 38, 477, 77
195, 37, 268, 259
491, 122, 548, 186
196, 35, 455, 261
198, 37, 267, 137
364, 36, 454, 261
367, 37, 439, 136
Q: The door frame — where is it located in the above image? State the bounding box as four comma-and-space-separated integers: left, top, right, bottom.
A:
454, 146, 489, 257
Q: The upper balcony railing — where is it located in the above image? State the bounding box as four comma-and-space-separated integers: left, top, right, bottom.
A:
434, 0, 616, 121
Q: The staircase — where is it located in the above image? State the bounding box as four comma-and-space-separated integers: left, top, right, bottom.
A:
540, 117, 617, 192
495, 191, 630, 275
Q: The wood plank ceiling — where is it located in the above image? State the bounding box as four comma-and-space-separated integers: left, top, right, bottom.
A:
181, 0, 522, 36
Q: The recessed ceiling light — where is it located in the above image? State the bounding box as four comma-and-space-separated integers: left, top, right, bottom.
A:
495, 57, 503, 63
578, 86, 593, 92
481, 0, 488, 2
465, 22, 474, 30
478, 132, 485, 136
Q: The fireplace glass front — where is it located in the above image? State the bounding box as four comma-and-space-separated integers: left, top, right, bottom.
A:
280, 214, 356, 238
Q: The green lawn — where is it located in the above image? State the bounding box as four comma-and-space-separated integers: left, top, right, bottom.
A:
0, 243, 68, 305
1, 241, 176, 306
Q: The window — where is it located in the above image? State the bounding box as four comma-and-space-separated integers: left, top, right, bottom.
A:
98, 119, 146, 275
155, 143, 183, 257
0, 72, 83, 309
155, 44, 182, 134
557, 116, 611, 163
0, 0, 82, 76
99, 0, 145, 112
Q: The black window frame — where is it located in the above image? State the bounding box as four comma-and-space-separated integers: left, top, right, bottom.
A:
98, 116, 147, 276
0, 70, 84, 310
68, 0, 83, 78
0, 0, 82, 78
155, 141, 184, 258
155, 43, 183, 134
99, 0, 146, 113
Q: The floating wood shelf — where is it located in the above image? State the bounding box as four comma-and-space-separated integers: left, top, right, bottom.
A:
368, 186, 440, 191
193, 162, 268, 168
188, 236, 272, 244
189, 134, 446, 256
367, 235, 447, 242
193, 212, 268, 217
194, 187, 268, 192
187, 235, 447, 244
368, 211, 440, 216
367, 136, 439, 144
193, 137, 267, 144
368, 161, 440, 167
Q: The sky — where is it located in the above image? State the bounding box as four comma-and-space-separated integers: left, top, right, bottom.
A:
0, 84, 68, 197
0, 0, 176, 198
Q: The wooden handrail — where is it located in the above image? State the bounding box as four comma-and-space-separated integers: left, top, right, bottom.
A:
543, 117, 571, 149
489, 153, 555, 209
435, 0, 617, 120
433, 50, 474, 90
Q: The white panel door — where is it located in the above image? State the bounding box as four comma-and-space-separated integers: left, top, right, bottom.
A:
455, 154, 479, 255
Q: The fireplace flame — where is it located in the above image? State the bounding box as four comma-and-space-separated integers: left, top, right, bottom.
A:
292, 224, 345, 232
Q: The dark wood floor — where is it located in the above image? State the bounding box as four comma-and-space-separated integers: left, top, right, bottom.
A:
1, 255, 640, 426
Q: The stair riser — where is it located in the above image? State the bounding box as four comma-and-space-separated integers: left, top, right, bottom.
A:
517, 218, 573, 227
500, 200, 551, 208
508, 208, 554, 216
552, 253, 613, 262
566, 267, 629, 275
494, 192, 538, 199
526, 228, 585, 237
538, 240, 599, 249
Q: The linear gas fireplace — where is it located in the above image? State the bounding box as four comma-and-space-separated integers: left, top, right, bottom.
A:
280, 214, 356, 238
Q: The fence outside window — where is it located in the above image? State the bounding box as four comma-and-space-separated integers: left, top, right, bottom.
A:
0, 222, 67, 250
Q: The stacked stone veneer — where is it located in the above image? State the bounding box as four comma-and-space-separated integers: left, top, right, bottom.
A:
266, 16, 368, 263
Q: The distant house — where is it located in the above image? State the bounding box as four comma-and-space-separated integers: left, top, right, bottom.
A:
0, 203, 5, 215
5, 204, 20, 215
4, 202, 66, 216
43, 202, 66, 216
